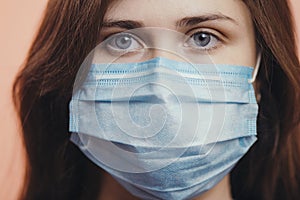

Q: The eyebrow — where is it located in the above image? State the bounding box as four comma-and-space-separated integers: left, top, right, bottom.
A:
102, 20, 144, 29
103, 13, 238, 29
176, 14, 238, 27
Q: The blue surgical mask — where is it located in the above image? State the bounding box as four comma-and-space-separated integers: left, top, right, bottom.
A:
69, 56, 260, 200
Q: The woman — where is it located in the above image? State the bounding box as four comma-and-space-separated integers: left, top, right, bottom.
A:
13, 0, 300, 200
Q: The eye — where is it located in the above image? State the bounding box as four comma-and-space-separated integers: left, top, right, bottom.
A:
184, 31, 220, 50
105, 33, 144, 54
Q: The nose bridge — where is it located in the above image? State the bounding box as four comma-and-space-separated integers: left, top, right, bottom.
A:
148, 29, 186, 62
142, 28, 212, 64
151, 48, 185, 62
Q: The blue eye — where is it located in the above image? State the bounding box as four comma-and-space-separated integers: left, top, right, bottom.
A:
193, 32, 211, 47
106, 33, 144, 53
184, 32, 219, 50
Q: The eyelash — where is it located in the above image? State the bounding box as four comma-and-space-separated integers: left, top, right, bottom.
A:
184, 30, 221, 52
105, 33, 145, 55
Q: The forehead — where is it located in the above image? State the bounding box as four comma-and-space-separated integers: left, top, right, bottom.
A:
105, 0, 252, 28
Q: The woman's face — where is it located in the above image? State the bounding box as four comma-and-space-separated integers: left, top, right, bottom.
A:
99, 0, 257, 67
79, 1, 259, 199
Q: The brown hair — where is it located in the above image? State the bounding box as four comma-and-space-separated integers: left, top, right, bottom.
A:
231, 1, 300, 200
13, 0, 300, 200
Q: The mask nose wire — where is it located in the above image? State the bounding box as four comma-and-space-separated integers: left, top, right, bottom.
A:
248, 52, 262, 84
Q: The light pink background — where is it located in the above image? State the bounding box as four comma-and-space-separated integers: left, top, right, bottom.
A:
0, 0, 299, 199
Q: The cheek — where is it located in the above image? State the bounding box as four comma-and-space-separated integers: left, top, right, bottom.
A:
208, 31, 257, 67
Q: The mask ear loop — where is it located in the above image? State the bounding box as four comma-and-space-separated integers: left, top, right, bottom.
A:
248, 52, 262, 84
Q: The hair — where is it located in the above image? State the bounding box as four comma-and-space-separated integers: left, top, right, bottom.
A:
13, 0, 300, 200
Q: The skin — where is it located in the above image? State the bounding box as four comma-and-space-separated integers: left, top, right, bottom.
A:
97, 0, 257, 199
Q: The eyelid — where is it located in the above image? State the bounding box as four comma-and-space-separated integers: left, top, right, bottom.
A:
100, 30, 140, 47
104, 32, 146, 56
185, 27, 224, 42
106, 32, 144, 44
181, 31, 222, 54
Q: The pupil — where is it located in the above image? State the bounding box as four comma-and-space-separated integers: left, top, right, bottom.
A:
194, 33, 211, 47
116, 36, 132, 49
